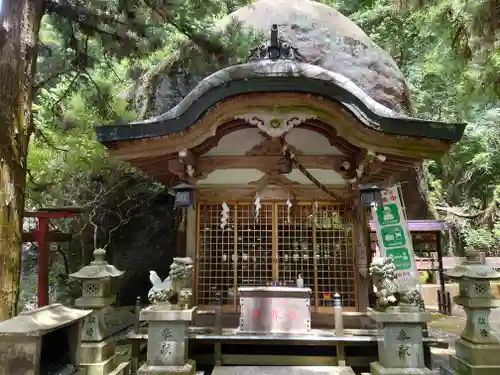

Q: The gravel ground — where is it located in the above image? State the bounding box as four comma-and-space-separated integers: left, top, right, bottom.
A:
428, 307, 500, 369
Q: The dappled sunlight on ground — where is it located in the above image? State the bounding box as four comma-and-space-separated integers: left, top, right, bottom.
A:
428, 307, 500, 369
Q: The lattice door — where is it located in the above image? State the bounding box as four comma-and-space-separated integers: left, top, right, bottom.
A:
314, 203, 355, 308
196, 201, 356, 309
276, 203, 315, 304
236, 203, 274, 288
197, 203, 236, 306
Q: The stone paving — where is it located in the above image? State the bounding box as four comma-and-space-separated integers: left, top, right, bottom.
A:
428, 307, 500, 369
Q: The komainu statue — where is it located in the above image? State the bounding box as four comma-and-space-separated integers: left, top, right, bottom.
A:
148, 257, 194, 306
369, 256, 423, 311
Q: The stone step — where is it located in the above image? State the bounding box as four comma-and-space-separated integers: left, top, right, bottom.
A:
109, 361, 131, 375
211, 366, 356, 375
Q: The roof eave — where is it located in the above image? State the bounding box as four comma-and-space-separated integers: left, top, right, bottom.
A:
95, 61, 466, 145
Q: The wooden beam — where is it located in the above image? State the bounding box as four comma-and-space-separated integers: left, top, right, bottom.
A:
24, 208, 81, 218
137, 155, 352, 174
22, 230, 72, 243
199, 155, 349, 174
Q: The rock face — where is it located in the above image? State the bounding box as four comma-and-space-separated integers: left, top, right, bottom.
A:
131, 0, 413, 118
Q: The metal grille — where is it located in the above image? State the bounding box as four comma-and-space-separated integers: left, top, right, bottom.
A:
196, 202, 355, 309
315, 203, 355, 308
276, 203, 314, 301
197, 203, 235, 306
236, 203, 274, 288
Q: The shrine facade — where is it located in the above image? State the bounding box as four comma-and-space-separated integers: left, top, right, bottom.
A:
95, 0, 465, 314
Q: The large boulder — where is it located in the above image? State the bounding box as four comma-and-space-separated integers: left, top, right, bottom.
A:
130, 0, 413, 118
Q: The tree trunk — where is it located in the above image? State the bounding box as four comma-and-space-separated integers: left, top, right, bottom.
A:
0, 0, 44, 320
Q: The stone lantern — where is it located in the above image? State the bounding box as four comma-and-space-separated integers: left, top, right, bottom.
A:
70, 248, 124, 311
440, 249, 500, 375
70, 248, 134, 375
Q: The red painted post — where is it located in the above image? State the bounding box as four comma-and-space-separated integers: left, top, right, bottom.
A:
23, 209, 80, 307
36, 217, 50, 307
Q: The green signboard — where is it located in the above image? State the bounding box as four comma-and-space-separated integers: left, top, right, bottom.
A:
371, 186, 418, 285
377, 204, 400, 226
380, 225, 406, 247
386, 247, 412, 270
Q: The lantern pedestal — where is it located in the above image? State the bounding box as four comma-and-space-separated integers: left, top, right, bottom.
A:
441, 300, 500, 375
70, 249, 134, 375
368, 306, 434, 375
440, 249, 500, 375
138, 304, 197, 375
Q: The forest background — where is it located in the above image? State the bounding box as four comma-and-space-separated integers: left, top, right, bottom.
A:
1, 0, 499, 313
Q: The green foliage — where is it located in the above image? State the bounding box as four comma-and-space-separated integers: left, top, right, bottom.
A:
25, 0, 500, 297
347, 0, 500, 255
21, 0, 261, 306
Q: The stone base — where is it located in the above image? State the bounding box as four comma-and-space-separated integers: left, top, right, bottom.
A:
454, 338, 500, 366
140, 305, 197, 322
81, 307, 136, 342
80, 337, 116, 363
137, 359, 196, 375
368, 308, 430, 370
440, 354, 500, 375
80, 354, 117, 375
370, 361, 435, 375
368, 307, 431, 324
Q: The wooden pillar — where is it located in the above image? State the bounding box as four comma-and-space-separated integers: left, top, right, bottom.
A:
436, 231, 445, 298
185, 207, 196, 259
35, 217, 50, 307
353, 198, 370, 312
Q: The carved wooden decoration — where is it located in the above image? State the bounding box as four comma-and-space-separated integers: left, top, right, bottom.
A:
249, 175, 296, 201
235, 112, 316, 138
245, 137, 300, 157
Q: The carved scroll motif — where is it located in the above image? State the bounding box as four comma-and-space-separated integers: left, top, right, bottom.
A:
235, 113, 316, 138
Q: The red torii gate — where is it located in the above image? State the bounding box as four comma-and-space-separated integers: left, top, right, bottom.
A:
23, 207, 81, 307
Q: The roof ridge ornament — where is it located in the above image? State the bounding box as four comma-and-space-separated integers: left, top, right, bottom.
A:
248, 24, 306, 62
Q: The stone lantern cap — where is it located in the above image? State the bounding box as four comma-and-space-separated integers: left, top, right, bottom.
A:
446, 249, 500, 281
69, 248, 124, 280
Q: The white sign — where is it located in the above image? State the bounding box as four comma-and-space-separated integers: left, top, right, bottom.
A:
371, 185, 418, 287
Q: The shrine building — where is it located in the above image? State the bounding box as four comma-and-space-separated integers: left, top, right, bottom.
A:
95, 0, 465, 316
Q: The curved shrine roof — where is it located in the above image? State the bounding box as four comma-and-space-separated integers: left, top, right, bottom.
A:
96, 0, 465, 149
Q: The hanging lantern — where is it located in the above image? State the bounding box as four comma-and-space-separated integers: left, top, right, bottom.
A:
359, 186, 383, 208
172, 182, 196, 209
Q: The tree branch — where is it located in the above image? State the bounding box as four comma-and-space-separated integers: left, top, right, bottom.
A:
26, 169, 55, 191
435, 205, 484, 218
51, 246, 70, 277
82, 70, 116, 116
32, 125, 69, 152
35, 67, 75, 91
142, 0, 226, 56
45, 0, 143, 47
51, 72, 80, 113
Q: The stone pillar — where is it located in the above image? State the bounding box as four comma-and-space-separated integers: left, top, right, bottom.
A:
70, 248, 133, 375
138, 305, 197, 375
440, 249, 500, 375
369, 306, 434, 375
